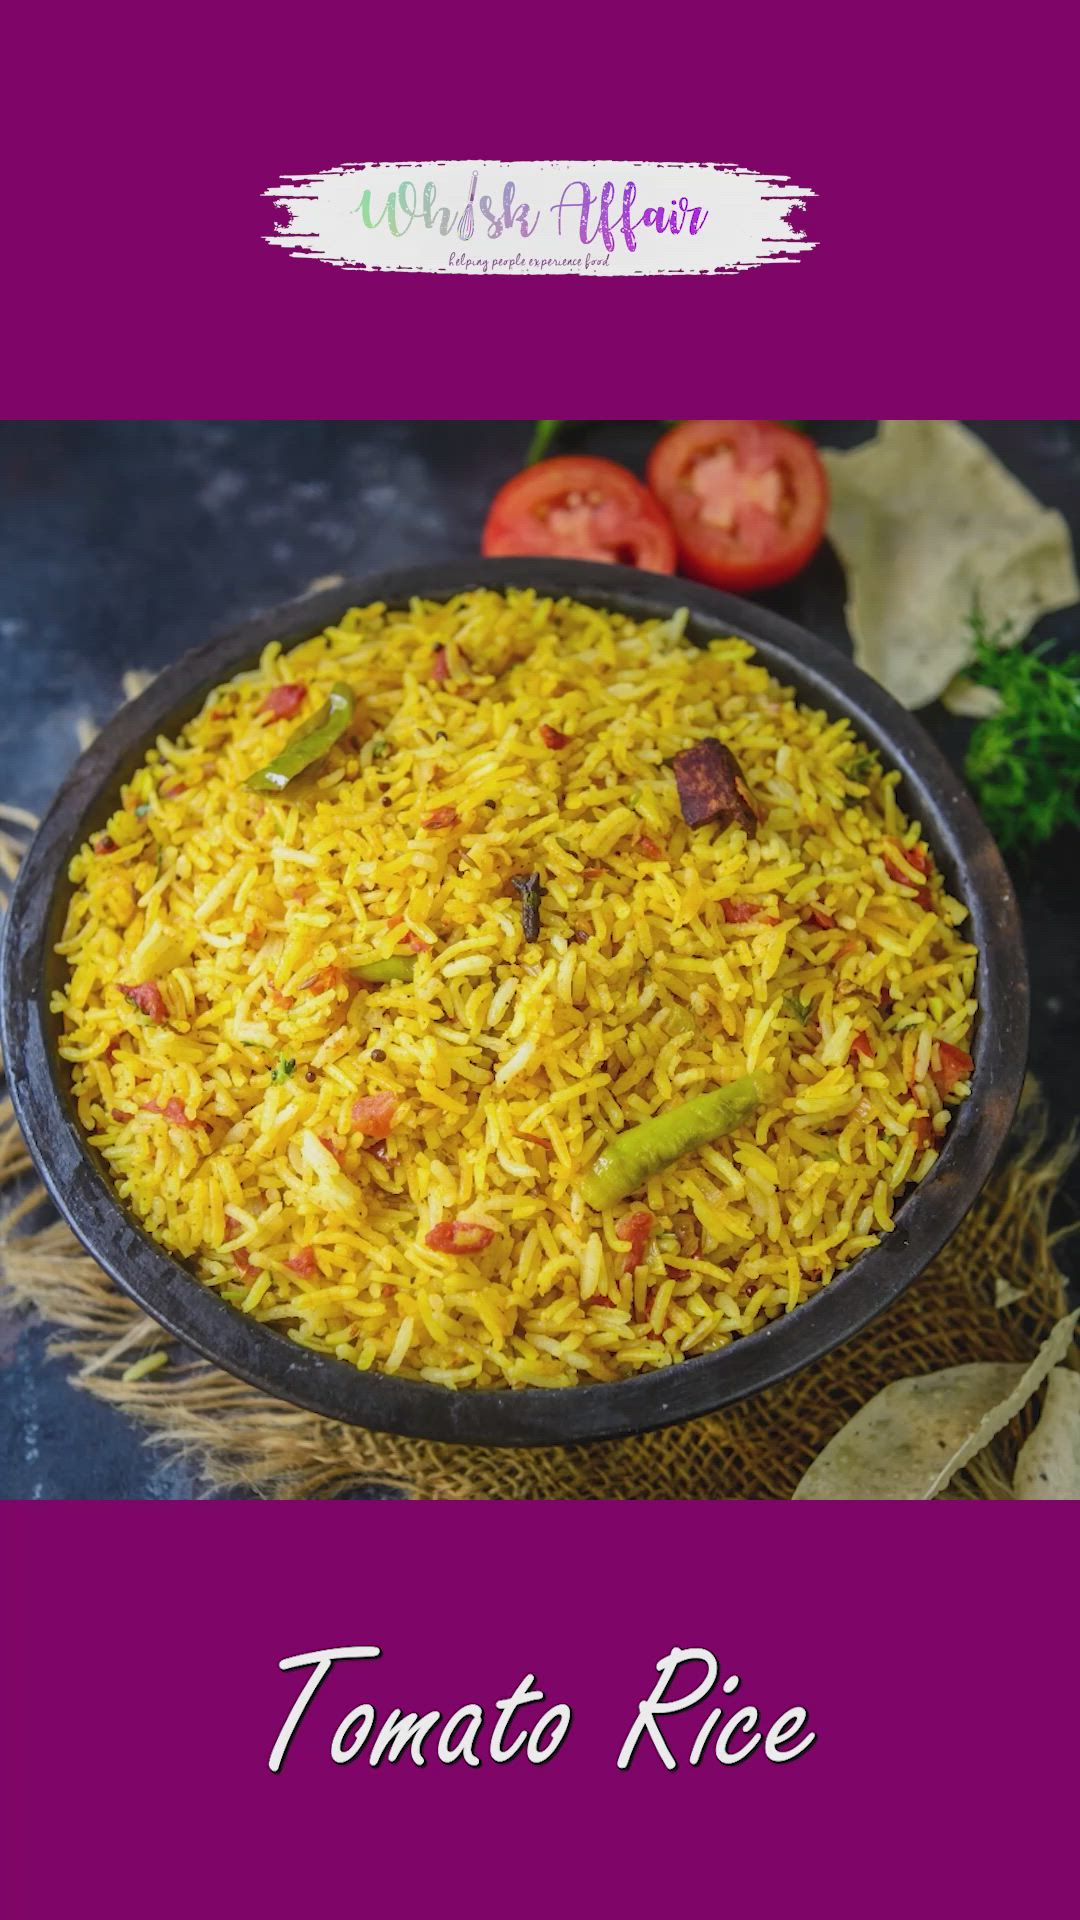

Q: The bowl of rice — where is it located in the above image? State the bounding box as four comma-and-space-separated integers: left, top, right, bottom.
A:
0, 560, 1028, 1444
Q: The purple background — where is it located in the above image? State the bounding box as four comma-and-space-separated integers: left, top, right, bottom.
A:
5, 7, 1079, 1899
7, 4, 1079, 416
8, 1503, 1078, 1913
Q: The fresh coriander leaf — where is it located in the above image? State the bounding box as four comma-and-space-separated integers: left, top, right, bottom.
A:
841, 751, 880, 782
963, 609, 1080, 852
783, 992, 814, 1024
271, 1056, 296, 1084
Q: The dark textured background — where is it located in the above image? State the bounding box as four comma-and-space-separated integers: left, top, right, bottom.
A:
1, 420, 1077, 1497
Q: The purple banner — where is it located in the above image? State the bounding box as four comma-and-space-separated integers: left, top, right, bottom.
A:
7, 1504, 1077, 1913
6, 4, 1079, 417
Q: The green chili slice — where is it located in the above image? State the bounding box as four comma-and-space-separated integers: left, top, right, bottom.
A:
244, 682, 355, 792
580, 1072, 772, 1209
350, 956, 417, 984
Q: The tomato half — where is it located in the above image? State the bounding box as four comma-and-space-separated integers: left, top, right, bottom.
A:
481, 455, 677, 573
646, 421, 828, 591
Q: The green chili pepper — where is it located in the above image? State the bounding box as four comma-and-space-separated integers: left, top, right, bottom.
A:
580, 1072, 772, 1209
350, 956, 417, 984
244, 682, 355, 792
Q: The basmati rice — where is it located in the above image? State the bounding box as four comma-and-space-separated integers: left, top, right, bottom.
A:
53, 589, 977, 1389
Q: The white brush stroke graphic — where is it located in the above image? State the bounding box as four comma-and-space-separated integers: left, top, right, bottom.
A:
263, 161, 815, 276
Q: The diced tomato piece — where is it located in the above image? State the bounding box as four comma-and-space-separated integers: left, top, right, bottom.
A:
425, 1220, 498, 1255
911, 1114, 933, 1150
110, 1108, 132, 1123
664, 1264, 690, 1281
399, 930, 430, 953
884, 839, 932, 892
119, 981, 167, 1022
300, 964, 342, 995
933, 1041, 974, 1096
267, 984, 294, 1008
260, 683, 307, 720
805, 906, 835, 929
421, 805, 459, 830
351, 1092, 398, 1139
141, 1096, 198, 1127
583, 865, 606, 880
539, 724, 571, 750
161, 782, 187, 799
430, 646, 449, 682
318, 1135, 344, 1164
721, 899, 762, 923
637, 834, 665, 861
285, 1246, 318, 1277
849, 1030, 874, 1063
224, 1216, 255, 1275
616, 1209, 653, 1275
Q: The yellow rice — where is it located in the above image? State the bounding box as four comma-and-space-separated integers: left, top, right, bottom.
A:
53, 589, 977, 1389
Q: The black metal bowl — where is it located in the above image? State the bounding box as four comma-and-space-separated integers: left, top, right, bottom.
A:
0, 560, 1028, 1445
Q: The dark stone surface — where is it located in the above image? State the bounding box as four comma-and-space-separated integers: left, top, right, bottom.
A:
1, 420, 1077, 1497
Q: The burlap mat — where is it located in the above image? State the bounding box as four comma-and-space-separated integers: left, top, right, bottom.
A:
2, 807, 1075, 1499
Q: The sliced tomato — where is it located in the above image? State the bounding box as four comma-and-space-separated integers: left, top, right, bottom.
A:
481, 456, 677, 573
646, 421, 828, 591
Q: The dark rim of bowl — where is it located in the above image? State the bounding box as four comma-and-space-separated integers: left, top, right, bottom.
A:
0, 559, 1029, 1446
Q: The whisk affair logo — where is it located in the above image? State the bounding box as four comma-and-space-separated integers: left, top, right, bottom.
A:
263, 161, 816, 276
